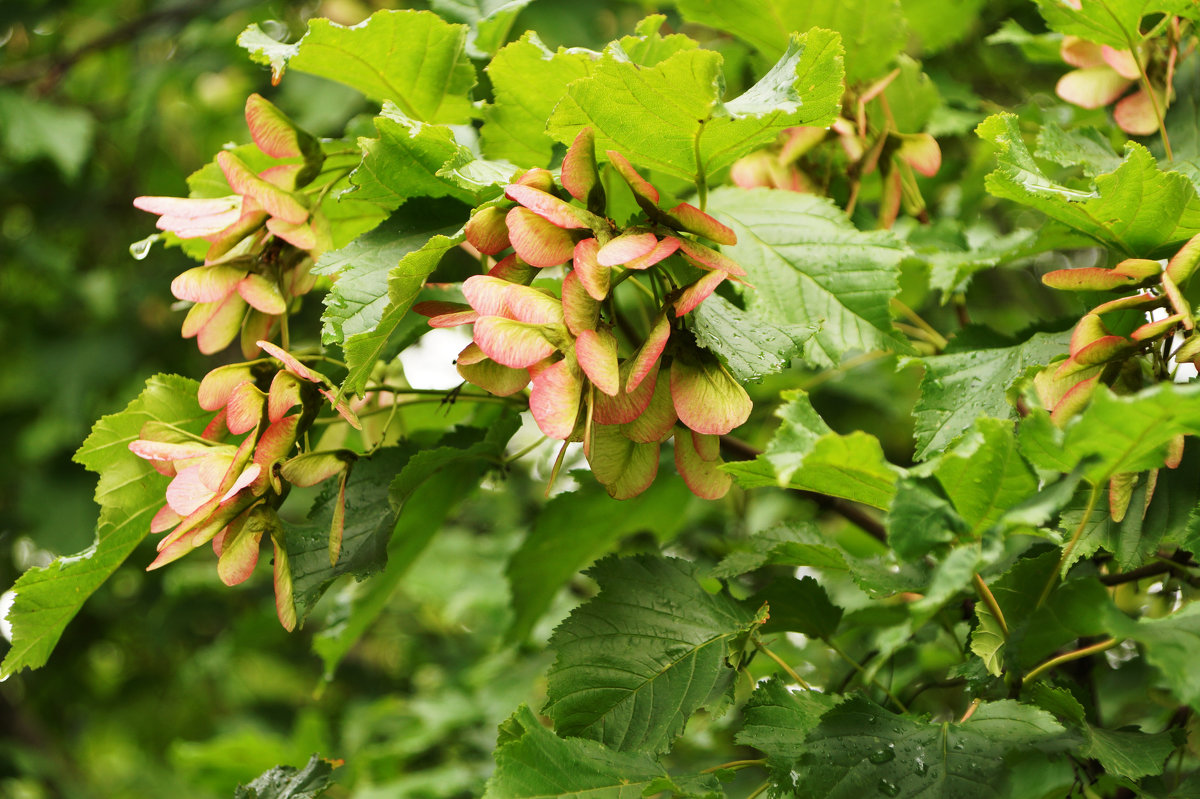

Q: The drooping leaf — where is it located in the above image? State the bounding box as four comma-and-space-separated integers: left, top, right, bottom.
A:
789, 697, 1067, 798
676, 0, 904, 82
707, 187, 908, 368
265, 10, 477, 123
547, 29, 844, 186
483, 705, 723, 799
725, 390, 902, 509
314, 199, 467, 344
340, 231, 466, 397
543, 554, 761, 754
311, 418, 516, 680
687, 293, 817, 383
978, 113, 1200, 257
1, 375, 207, 678
233, 754, 341, 799
913, 328, 1072, 461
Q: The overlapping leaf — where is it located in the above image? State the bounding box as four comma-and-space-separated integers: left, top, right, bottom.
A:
547, 29, 844, 185
979, 113, 1200, 257
725, 390, 902, 509
688, 294, 816, 383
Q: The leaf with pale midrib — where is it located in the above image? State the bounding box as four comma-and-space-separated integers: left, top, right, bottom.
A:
543, 554, 760, 754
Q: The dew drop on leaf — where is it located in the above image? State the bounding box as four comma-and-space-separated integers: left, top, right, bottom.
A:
868, 744, 896, 763
877, 778, 901, 797
129, 234, 159, 260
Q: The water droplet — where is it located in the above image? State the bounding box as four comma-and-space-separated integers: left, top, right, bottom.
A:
877, 779, 901, 797
868, 744, 896, 764
129, 234, 159, 260
915, 758, 928, 776
952, 740, 966, 751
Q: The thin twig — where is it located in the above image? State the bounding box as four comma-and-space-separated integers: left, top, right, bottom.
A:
1024, 638, 1119, 684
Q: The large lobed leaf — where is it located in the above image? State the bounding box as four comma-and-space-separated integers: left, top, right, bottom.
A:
1, 374, 207, 678
707, 187, 909, 368
547, 28, 844, 186
543, 554, 761, 754
1034, 0, 1199, 50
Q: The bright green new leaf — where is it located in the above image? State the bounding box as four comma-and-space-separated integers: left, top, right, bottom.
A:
688, 293, 816, 383
350, 106, 485, 212
547, 29, 844, 186
484, 705, 723, 799
430, 0, 535, 57
233, 754, 341, 799
314, 199, 467, 344
913, 328, 1071, 461
340, 231, 466, 397
1, 374, 207, 679
708, 187, 908, 367
1034, 0, 1198, 50
676, 0, 903, 81
791, 697, 1067, 798
481, 33, 598, 166
543, 554, 761, 754
725, 389, 902, 509
505, 476, 693, 644
1035, 122, 1124, 178
978, 113, 1200, 257
263, 10, 477, 123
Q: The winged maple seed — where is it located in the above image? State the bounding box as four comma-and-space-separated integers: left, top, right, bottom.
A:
128, 340, 359, 630
415, 128, 751, 500
133, 93, 326, 357
1036, 233, 1200, 521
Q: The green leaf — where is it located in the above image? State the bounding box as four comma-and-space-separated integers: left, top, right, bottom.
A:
1020, 383, 1200, 482
278, 10, 476, 123
349, 106, 485, 212
480, 33, 598, 166
0, 89, 95, 180
687, 293, 816, 383
707, 187, 908, 368
1084, 726, 1177, 781
883, 55, 941, 134
933, 417, 1039, 535
312, 418, 516, 679
1034, 0, 1194, 50
978, 113, 1200, 257
886, 477, 967, 561
484, 706, 723, 799
736, 677, 839, 767
1034, 122, 1124, 179
429, 0, 535, 57
1, 374, 207, 678
899, 0, 985, 54
233, 754, 340, 799
755, 575, 843, 639
284, 449, 407, 625
547, 29, 844, 185
1103, 601, 1200, 709
676, 0, 903, 82
913, 328, 1071, 461
791, 697, 1067, 798
725, 389, 902, 509
340, 231, 466, 397
313, 199, 467, 345
237, 25, 300, 83
505, 476, 693, 644
543, 554, 760, 754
